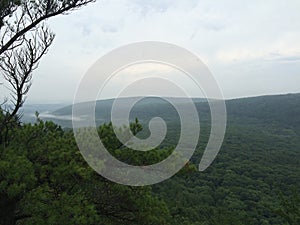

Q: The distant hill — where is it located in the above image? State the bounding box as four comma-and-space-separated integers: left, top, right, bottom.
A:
50, 97, 208, 127
17, 93, 300, 224
21, 94, 300, 133
226, 93, 300, 130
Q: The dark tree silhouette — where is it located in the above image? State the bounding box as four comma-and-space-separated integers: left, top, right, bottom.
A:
0, 0, 95, 145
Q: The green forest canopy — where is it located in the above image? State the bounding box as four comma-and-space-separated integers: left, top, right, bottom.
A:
1, 93, 300, 225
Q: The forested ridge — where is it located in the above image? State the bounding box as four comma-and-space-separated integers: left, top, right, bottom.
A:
1, 0, 299, 224
1, 94, 300, 225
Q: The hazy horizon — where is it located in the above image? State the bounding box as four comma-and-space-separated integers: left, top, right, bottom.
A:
24, 91, 300, 105
3, 0, 299, 104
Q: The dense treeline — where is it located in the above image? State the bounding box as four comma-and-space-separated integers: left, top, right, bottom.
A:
1, 1, 299, 223
1, 101, 300, 224
0, 114, 171, 225
154, 122, 300, 225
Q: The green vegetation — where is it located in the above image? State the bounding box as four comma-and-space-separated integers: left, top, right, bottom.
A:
1, 1, 299, 224
0, 116, 171, 225
1, 94, 300, 225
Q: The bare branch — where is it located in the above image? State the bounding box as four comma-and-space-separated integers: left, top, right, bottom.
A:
0, 0, 95, 145
0, 0, 95, 54
1, 24, 55, 122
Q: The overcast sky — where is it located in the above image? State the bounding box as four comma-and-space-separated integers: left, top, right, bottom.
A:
24, 0, 300, 103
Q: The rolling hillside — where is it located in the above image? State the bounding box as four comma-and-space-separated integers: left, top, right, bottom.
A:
33, 93, 300, 133
17, 94, 300, 224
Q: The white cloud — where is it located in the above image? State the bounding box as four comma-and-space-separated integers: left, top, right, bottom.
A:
26, 0, 300, 103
